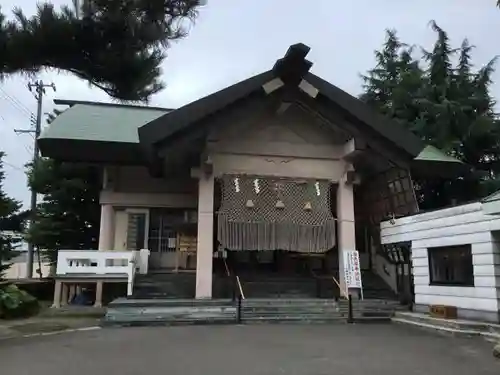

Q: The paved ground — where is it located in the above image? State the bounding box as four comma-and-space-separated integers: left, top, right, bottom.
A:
0, 323, 498, 374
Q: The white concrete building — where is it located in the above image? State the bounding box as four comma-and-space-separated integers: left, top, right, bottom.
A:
381, 202, 500, 323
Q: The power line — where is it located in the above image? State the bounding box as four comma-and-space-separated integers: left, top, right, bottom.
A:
0, 87, 36, 171
14, 80, 56, 279
2, 159, 25, 173
0, 87, 33, 118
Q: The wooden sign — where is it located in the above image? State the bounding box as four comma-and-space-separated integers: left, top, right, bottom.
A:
429, 305, 457, 319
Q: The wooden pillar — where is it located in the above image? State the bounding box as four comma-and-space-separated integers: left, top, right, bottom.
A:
98, 204, 115, 250
337, 169, 356, 292
195, 172, 214, 299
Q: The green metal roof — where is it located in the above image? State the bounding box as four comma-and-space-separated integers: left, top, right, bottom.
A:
414, 145, 463, 164
40, 103, 169, 144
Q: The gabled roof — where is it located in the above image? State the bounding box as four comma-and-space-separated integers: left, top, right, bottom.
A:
138, 43, 425, 160
40, 100, 170, 144
38, 43, 465, 173
38, 100, 170, 164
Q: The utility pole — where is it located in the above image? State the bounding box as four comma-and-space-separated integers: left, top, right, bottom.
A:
15, 80, 56, 279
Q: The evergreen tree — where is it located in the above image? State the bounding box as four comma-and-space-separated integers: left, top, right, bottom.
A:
361, 30, 426, 135
0, 152, 26, 279
27, 109, 101, 265
27, 157, 101, 265
0, 0, 202, 101
361, 22, 500, 209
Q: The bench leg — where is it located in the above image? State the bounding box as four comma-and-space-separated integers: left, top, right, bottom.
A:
94, 281, 103, 308
52, 280, 62, 308
68, 284, 76, 304
61, 283, 69, 306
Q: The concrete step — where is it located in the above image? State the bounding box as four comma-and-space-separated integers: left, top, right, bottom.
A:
336, 299, 402, 319
109, 298, 234, 308
103, 297, 347, 326
393, 312, 500, 339
103, 298, 237, 326
242, 316, 345, 324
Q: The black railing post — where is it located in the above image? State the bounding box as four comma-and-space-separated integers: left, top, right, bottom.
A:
236, 294, 242, 324
231, 276, 236, 302
347, 295, 354, 324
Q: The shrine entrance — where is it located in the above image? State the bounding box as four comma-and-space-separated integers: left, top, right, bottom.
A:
216, 174, 336, 278
227, 250, 322, 276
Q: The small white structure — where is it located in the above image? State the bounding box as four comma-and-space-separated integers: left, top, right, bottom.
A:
381, 202, 500, 323
52, 249, 150, 307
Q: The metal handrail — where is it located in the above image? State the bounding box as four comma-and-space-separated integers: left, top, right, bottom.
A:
223, 258, 231, 277
236, 275, 245, 300
234, 274, 245, 324
331, 275, 354, 324
331, 276, 349, 300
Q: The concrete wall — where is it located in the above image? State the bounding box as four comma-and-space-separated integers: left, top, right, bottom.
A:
381, 202, 500, 322
4, 259, 52, 279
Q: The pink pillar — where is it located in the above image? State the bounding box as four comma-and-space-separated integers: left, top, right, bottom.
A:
98, 204, 115, 250
337, 172, 356, 291
195, 173, 214, 298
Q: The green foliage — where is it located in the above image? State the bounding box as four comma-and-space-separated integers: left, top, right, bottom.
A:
0, 0, 202, 101
0, 284, 39, 319
27, 158, 101, 264
361, 23, 500, 209
0, 152, 27, 279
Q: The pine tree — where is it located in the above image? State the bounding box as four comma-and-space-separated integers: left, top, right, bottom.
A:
27, 158, 101, 265
0, 152, 26, 279
361, 22, 500, 209
361, 29, 425, 132
0, 0, 202, 101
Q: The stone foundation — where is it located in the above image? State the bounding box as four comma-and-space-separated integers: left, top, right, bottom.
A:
414, 304, 500, 324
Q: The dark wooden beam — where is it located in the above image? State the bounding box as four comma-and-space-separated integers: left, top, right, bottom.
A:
295, 92, 412, 169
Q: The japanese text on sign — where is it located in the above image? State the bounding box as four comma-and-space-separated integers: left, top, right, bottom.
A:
343, 250, 362, 289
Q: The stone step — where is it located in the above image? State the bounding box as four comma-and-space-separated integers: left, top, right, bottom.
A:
335, 298, 402, 319
242, 316, 345, 324
393, 312, 500, 338
103, 297, 348, 326
242, 308, 339, 314
109, 298, 234, 308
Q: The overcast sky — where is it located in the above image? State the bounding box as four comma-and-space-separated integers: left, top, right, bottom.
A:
0, 0, 499, 208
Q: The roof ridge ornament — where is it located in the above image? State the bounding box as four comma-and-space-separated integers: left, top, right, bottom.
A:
272, 43, 313, 87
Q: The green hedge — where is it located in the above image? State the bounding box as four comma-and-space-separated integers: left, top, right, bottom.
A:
0, 284, 40, 319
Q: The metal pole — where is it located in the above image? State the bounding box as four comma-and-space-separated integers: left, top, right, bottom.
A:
23, 80, 55, 279
26, 82, 43, 279
347, 294, 354, 324
236, 294, 242, 324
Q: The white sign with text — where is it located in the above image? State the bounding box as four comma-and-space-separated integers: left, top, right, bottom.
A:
343, 250, 363, 289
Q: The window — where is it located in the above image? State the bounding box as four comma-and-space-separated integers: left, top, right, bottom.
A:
148, 208, 197, 253
428, 245, 474, 286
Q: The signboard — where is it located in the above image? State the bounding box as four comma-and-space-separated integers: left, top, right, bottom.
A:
343, 250, 363, 289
